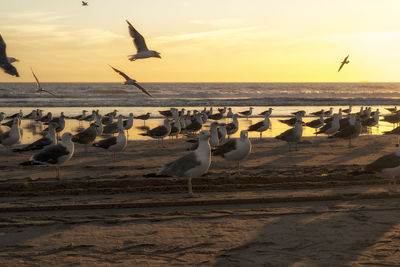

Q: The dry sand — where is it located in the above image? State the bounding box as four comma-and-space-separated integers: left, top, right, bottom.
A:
1, 134, 400, 266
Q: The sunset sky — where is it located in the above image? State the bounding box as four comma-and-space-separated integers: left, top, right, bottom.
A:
1, 0, 400, 82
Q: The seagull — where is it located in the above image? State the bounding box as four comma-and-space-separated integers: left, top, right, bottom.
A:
305, 114, 324, 135
208, 111, 224, 121
13, 123, 56, 152
31, 68, 59, 97
20, 132, 74, 179
126, 20, 161, 61
82, 1, 88, 6
317, 114, 340, 136
386, 107, 398, 113
329, 115, 361, 147
6, 109, 22, 120
71, 123, 99, 151
276, 120, 303, 151
360, 150, 400, 192
343, 105, 352, 114
248, 114, 270, 139
217, 124, 227, 144
188, 122, 219, 150
159, 108, 176, 118
109, 65, 152, 97
226, 108, 234, 119
123, 113, 134, 133
70, 110, 88, 121
0, 117, 21, 147
260, 108, 273, 116
213, 130, 251, 175
226, 114, 239, 137
94, 114, 103, 136
185, 114, 203, 133
218, 107, 227, 114
279, 113, 303, 127
103, 115, 123, 135
135, 112, 151, 125
155, 130, 211, 195
239, 107, 254, 119
311, 109, 325, 117
93, 126, 127, 160
44, 113, 65, 134
140, 118, 172, 146
338, 55, 349, 72
291, 110, 306, 116
0, 34, 19, 77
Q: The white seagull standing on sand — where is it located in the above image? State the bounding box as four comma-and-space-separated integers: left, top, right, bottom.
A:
338, 55, 349, 72
213, 130, 251, 175
141, 118, 172, 146
155, 130, 211, 195
93, 125, 127, 160
109, 65, 153, 97
248, 114, 270, 139
329, 114, 362, 147
0, 117, 21, 147
20, 132, 74, 179
126, 20, 161, 61
31, 68, 59, 97
0, 34, 19, 77
276, 119, 303, 151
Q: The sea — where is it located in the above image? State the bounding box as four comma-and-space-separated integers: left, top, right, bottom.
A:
1, 82, 400, 144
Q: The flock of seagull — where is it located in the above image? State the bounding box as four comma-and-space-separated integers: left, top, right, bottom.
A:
1, 2, 400, 194
1, 104, 400, 194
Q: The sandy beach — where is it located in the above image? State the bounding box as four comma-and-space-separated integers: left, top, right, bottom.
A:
0, 134, 400, 266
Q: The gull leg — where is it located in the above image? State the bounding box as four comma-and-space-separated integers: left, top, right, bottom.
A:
56, 166, 60, 180
187, 177, 193, 196
237, 161, 241, 176
389, 176, 396, 192
259, 132, 262, 140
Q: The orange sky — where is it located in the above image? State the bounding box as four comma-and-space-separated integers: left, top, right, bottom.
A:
1, 0, 400, 82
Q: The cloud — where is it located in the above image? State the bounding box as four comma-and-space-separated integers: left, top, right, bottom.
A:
190, 18, 246, 27
2, 24, 125, 48
152, 25, 266, 44
6, 10, 68, 23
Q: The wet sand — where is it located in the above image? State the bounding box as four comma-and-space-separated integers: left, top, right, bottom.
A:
1, 135, 400, 266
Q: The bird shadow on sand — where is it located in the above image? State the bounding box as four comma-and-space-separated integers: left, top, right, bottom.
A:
213, 200, 400, 266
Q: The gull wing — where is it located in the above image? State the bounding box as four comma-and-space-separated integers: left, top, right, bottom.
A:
0, 34, 7, 63
31, 68, 41, 88
109, 65, 131, 81
126, 20, 148, 52
43, 89, 60, 98
338, 55, 349, 72
133, 82, 152, 97
0, 35, 19, 77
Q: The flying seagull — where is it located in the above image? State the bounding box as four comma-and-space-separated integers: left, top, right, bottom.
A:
109, 65, 152, 97
82, 1, 88, 6
126, 20, 161, 61
0, 34, 19, 77
31, 68, 59, 97
338, 55, 349, 72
